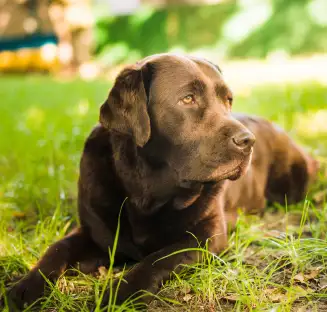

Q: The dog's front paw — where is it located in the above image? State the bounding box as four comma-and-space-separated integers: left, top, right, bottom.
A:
5, 273, 45, 311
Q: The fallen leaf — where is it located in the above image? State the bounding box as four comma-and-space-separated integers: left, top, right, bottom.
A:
304, 268, 320, 280
294, 269, 320, 284
270, 292, 288, 303
114, 271, 124, 278
263, 288, 276, 294
222, 294, 239, 302
98, 266, 108, 278
263, 288, 288, 303
182, 294, 192, 302
294, 273, 306, 284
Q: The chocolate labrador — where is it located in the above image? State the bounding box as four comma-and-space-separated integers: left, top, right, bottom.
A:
5, 54, 318, 310
223, 114, 319, 228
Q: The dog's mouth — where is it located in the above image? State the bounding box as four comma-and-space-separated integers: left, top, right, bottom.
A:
179, 149, 253, 187
182, 165, 243, 186
193, 154, 252, 185
225, 154, 253, 181
220, 166, 243, 181
209, 165, 243, 183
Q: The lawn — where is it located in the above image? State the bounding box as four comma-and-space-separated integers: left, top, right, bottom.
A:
0, 76, 327, 311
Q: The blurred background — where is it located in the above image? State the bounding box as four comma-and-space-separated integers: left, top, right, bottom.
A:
1, 0, 327, 84
0, 0, 327, 232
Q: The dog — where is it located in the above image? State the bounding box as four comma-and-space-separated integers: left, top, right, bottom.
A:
223, 114, 319, 228
5, 54, 318, 310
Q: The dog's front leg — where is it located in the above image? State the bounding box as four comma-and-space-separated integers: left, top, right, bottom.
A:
99, 216, 228, 310
5, 227, 100, 311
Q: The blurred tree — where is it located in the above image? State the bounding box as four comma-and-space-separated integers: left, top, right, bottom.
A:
95, 0, 327, 66
230, 0, 327, 57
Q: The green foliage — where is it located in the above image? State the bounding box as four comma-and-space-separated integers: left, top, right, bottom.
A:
94, 0, 327, 66
230, 0, 327, 58
0, 77, 109, 220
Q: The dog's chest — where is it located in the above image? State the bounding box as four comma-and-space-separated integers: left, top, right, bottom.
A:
126, 189, 216, 255
127, 205, 188, 251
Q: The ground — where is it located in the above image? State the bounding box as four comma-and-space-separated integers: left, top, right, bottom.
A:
0, 76, 326, 311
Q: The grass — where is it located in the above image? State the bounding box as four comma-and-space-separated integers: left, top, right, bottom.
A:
0, 75, 327, 311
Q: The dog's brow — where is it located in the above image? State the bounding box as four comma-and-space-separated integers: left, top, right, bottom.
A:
179, 79, 206, 93
215, 83, 231, 98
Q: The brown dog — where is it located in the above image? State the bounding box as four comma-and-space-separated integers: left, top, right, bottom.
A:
223, 114, 319, 228
5, 54, 318, 310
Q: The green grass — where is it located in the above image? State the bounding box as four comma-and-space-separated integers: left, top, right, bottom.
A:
0, 76, 327, 311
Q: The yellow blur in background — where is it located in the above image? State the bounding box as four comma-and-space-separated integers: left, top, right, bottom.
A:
0, 0, 92, 74
0, 45, 59, 73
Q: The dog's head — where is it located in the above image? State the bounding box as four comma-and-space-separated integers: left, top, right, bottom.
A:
100, 54, 255, 184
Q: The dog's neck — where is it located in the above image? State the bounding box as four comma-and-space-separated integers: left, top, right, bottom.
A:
110, 132, 178, 214
110, 132, 216, 215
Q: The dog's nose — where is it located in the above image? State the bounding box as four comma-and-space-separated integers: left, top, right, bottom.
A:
231, 131, 255, 153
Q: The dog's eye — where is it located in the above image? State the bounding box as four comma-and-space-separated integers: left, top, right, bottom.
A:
227, 96, 233, 107
180, 95, 195, 105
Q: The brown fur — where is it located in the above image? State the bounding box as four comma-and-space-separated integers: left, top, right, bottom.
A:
223, 114, 319, 228
4, 54, 318, 311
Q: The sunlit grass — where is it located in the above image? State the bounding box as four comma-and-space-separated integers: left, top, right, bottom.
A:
0, 76, 326, 311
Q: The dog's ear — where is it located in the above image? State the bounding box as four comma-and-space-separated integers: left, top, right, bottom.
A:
100, 63, 153, 147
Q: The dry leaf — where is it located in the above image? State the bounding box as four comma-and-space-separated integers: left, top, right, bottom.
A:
304, 268, 320, 280
114, 271, 124, 278
182, 294, 192, 302
263, 288, 276, 294
294, 269, 320, 284
222, 294, 239, 302
98, 266, 108, 278
294, 273, 306, 283
270, 292, 288, 303
263, 288, 288, 303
